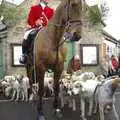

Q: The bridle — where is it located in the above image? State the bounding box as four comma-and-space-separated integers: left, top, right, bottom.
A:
56, 0, 82, 47
64, 0, 82, 31
49, 0, 82, 29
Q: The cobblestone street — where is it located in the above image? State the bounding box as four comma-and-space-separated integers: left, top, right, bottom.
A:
0, 92, 120, 120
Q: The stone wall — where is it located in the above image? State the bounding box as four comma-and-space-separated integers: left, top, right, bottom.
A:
5, 21, 26, 75
5, 0, 104, 75
74, 14, 104, 75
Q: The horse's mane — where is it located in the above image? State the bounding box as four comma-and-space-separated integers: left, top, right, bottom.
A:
43, 1, 67, 48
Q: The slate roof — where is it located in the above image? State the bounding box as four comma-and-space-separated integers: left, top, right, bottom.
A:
0, 20, 8, 39
103, 30, 120, 44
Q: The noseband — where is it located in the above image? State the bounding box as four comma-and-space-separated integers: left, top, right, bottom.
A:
49, 0, 82, 29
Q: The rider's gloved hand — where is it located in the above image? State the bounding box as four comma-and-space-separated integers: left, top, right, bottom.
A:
36, 19, 43, 27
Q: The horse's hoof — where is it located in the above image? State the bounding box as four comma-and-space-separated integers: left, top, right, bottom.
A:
38, 115, 46, 120
80, 116, 87, 120
54, 109, 62, 118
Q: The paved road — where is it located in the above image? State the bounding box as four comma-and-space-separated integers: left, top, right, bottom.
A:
0, 92, 120, 120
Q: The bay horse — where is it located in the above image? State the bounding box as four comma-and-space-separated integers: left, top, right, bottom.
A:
25, 0, 82, 120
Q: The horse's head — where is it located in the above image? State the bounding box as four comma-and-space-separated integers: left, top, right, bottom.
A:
61, 0, 82, 41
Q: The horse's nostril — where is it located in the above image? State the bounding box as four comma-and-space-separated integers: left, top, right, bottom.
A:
70, 32, 81, 41
73, 32, 77, 35
74, 32, 81, 38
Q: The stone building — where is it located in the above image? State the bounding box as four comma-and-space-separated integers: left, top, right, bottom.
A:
66, 4, 106, 74
1, 0, 33, 76
1, 0, 119, 77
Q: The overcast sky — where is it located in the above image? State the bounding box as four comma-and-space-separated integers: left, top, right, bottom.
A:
103, 0, 120, 40
1, 0, 120, 39
86, 0, 120, 40
5, 0, 24, 5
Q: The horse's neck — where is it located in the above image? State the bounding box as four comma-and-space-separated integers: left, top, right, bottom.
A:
45, 4, 65, 47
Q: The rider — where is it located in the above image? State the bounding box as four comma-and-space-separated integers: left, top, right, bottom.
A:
19, 0, 54, 64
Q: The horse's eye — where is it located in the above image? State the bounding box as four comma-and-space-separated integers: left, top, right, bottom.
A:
62, 20, 66, 25
71, 3, 77, 8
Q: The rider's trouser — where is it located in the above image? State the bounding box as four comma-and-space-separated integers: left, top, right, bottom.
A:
22, 27, 43, 54
22, 28, 36, 54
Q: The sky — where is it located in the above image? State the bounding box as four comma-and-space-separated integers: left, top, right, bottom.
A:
0, 0, 120, 39
5, 0, 24, 5
86, 0, 120, 40
103, 0, 120, 40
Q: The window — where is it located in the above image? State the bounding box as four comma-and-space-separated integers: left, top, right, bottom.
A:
80, 44, 99, 66
11, 44, 24, 67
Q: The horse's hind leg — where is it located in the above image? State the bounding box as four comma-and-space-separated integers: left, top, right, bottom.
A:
53, 64, 63, 118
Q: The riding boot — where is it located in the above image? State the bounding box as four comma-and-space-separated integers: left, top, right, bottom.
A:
19, 39, 28, 64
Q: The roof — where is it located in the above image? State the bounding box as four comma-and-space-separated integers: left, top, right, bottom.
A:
0, 20, 8, 39
103, 31, 120, 44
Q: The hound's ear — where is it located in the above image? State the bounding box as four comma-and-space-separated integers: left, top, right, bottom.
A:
112, 78, 120, 85
79, 83, 82, 88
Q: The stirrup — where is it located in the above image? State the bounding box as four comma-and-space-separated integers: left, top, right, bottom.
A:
19, 54, 27, 64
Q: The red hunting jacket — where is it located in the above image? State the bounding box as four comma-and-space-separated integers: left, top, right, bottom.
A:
27, 5, 54, 28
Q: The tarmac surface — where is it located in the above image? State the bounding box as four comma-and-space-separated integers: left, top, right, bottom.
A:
0, 92, 120, 120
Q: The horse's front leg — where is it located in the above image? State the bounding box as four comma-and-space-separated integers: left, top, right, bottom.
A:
53, 65, 63, 118
26, 64, 33, 98
36, 63, 46, 120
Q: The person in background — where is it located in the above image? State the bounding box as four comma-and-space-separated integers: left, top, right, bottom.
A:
67, 55, 81, 74
19, 0, 54, 64
110, 55, 119, 75
100, 55, 110, 77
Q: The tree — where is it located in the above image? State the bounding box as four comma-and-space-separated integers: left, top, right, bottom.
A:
0, 1, 25, 27
87, 1, 109, 25
100, 1, 109, 20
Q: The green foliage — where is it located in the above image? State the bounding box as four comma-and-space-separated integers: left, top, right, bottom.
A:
87, 2, 109, 25
100, 2, 109, 20
88, 5, 102, 25
0, 2, 25, 27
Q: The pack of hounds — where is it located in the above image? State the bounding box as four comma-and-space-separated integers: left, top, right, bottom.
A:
0, 70, 120, 120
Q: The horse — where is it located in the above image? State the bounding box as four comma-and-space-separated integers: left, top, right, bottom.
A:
25, 0, 82, 120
